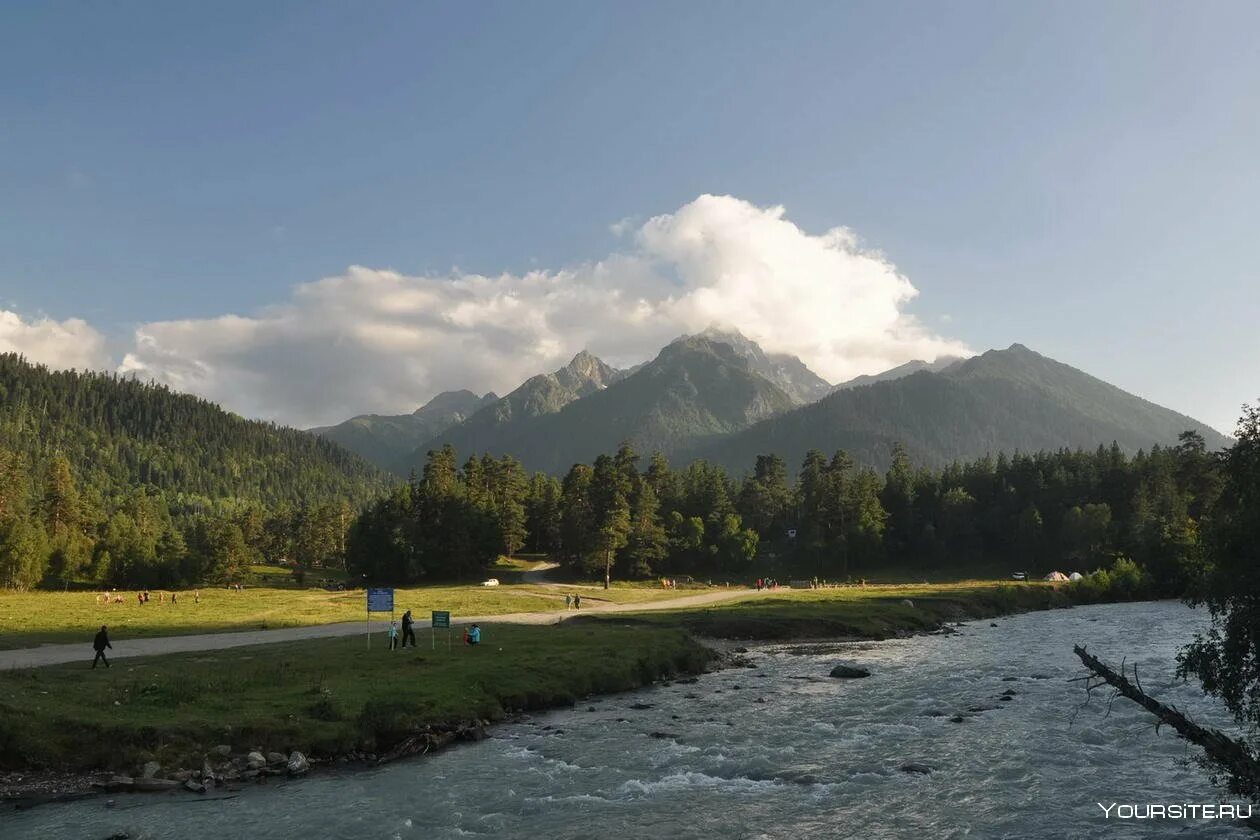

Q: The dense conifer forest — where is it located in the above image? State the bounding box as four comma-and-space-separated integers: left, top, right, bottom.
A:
0, 354, 390, 588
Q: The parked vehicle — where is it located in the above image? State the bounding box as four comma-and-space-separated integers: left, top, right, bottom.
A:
1010, 571, 1028, 581
481, 578, 500, 587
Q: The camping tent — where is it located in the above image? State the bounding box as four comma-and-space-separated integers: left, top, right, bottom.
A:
1044, 571, 1069, 582
1068, 571, 1084, 582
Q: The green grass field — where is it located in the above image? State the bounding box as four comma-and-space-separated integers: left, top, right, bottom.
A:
0, 622, 711, 774
0, 579, 703, 649
629, 580, 1066, 639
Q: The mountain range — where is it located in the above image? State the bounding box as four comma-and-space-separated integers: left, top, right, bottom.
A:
689, 343, 1230, 472
309, 389, 498, 469
312, 330, 1229, 476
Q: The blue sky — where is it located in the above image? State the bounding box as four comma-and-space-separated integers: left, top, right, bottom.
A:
1, 1, 1256, 432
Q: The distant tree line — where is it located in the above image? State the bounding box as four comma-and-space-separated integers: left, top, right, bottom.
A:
344, 430, 1223, 593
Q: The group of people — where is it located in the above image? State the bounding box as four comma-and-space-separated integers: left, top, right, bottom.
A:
562, 594, 582, 609
754, 578, 781, 591
97, 589, 200, 605
384, 610, 482, 650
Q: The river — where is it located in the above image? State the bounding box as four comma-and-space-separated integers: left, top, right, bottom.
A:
7, 601, 1253, 839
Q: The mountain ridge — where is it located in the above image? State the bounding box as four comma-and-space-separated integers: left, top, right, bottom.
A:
686, 343, 1230, 472
310, 389, 497, 469
404, 335, 800, 473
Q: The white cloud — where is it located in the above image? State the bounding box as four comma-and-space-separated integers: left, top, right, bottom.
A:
117, 194, 970, 427
0, 309, 110, 371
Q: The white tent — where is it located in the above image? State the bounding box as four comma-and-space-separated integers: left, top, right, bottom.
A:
1044, 571, 1069, 582
1068, 571, 1084, 581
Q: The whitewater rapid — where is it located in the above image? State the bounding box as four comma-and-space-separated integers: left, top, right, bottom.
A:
7, 601, 1252, 839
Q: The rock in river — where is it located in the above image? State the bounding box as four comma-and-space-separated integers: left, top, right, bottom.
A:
829, 664, 871, 679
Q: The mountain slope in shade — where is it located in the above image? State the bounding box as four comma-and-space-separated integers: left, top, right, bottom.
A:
399, 351, 624, 471
310, 389, 497, 470
695, 327, 833, 404
832, 355, 965, 391
688, 344, 1231, 473
410, 336, 799, 474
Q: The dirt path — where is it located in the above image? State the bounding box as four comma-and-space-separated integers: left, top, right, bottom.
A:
520, 561, 561, 584
0, 587, 778, 670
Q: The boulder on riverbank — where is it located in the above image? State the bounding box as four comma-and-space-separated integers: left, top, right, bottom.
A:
286, 751, 310, 776
829, 664, 871, 679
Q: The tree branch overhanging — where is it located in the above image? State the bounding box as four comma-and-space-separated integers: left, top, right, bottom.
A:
1073, 645, 1260, 801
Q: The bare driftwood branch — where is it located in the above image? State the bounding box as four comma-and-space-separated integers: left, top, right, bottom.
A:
1073, 644, 1260, 801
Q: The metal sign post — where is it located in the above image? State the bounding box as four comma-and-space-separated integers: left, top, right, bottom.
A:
366, 587, 395, 649
432, 611, 451, 651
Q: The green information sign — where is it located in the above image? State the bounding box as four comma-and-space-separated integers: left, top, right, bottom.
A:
430, 610, 453, 651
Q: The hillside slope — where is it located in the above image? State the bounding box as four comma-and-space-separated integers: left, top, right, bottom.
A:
0, 353, 390, 507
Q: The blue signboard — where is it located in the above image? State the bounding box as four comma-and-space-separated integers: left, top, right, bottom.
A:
366, 587, 394, 612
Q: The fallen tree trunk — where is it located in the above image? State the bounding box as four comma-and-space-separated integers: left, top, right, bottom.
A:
1073, 644, 1260, 801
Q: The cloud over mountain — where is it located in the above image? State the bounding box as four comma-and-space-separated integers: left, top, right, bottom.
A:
104, 194, 968, 427
0, 309, 109, 371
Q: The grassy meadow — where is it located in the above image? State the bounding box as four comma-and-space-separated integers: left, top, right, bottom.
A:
0, 577, 703, 649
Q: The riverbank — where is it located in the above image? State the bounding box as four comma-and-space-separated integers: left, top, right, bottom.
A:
1, 581, 1084, 807
633, 581, 1076, 639
0, 622, 714, 806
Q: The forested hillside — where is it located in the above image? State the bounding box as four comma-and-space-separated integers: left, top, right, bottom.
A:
0, 354, 392, 589
0, 354, 388, 507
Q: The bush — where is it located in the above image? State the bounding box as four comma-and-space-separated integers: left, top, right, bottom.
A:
1068, 558, 1153, 603
1109, 556, 1152, 600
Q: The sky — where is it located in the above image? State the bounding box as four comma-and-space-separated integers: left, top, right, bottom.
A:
1, 1, 1257, 432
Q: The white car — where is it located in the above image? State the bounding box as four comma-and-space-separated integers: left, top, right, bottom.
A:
1010, 571, 1028, 581
481, 578, 500, 587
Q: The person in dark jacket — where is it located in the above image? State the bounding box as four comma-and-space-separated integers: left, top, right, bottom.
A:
400, 610, 416, 648
92, 625, 112, 669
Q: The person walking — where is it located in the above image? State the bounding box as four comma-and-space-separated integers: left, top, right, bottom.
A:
92, 625, 112, 669
400, 610, 416, 648
573, 594, 581, 610
387, 620, 399, 651
564, 594, 572, 609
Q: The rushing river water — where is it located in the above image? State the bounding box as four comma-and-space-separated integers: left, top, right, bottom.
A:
7, 602, 1254, 840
